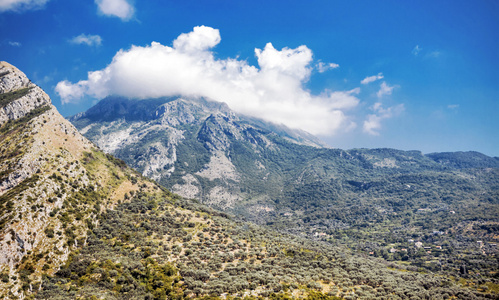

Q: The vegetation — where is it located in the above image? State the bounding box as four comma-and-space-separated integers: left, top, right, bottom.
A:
70, 96, 499, 296
0, 87, 32, 108
36, 195, 492, 299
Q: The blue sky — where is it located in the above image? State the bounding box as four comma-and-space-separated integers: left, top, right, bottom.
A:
1, 0, 498, 156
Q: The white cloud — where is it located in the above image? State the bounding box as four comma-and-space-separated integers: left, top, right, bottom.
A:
447, 104, 459, 109
255, 42, 313, 80
361, 72, 383, 85
412, 45, 422, 56
412, 45, 443, 59
0, 0, 49, 12
8, 41, 21, 47
426, 51, 441, 58
173, 26, 220, 53
321, 88, 360, 109
56, 26, 361, 136
363, 102, 404, 135
70, 34, 102, 47
316, 61, 339, 73
55, 80, 87, 104
376, 81, 395, 98
363, 114, 382, 136
95, 0, 134, 20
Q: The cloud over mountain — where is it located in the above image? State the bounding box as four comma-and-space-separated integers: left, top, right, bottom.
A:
56, 26, 360, 136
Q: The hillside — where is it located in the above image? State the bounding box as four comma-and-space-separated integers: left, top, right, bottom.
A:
71, 96, 499, 288
1, 62, 496, 299
0, 61, 169, 298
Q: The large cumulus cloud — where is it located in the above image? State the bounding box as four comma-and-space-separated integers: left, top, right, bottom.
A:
56, 26, 361, 136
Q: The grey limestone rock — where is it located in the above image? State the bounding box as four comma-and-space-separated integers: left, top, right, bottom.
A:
0, 61, 52, 126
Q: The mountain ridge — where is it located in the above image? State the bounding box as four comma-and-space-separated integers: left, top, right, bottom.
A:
70, 96, 327, 147
426, 151, 499, 169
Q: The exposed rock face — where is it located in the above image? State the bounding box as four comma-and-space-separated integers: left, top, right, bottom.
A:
0, 62, 31, 93
0, 62, 51, 126
171, 174, 200, 199
0, 62, 92, 197
196, 151, 239, 182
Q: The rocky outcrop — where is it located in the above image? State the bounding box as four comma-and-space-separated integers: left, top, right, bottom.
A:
156, 98, 207, 126
0, 61, 51, 126
196, 151, 239, 182
0, 62, 31, 93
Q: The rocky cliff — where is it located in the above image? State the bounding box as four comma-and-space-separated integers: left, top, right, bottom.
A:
0, 62, 51, 126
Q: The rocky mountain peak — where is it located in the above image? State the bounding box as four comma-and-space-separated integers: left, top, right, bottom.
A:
0, 61, 32, 93
70, 95, 330, 210
0, 61, 51, 126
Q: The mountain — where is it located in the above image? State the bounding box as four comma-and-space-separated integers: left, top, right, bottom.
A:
1, 62, 495, 299
71, 95, 499, 287
69, 96, 326, 208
